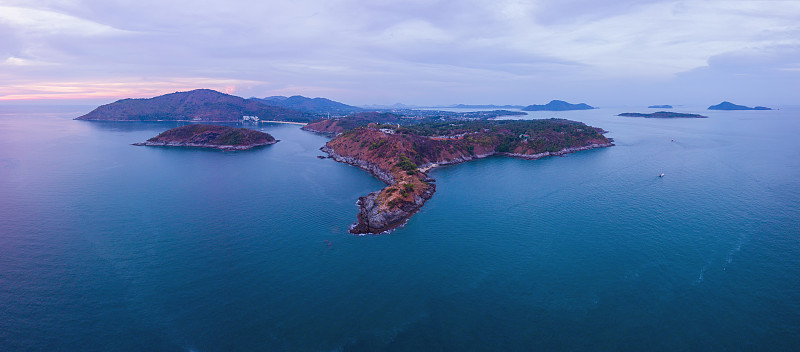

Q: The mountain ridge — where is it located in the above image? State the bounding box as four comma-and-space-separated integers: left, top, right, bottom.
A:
75, 89, 316, 122
252, 95, 363, 115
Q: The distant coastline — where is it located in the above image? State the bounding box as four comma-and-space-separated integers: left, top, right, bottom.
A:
261, 120, 308, 125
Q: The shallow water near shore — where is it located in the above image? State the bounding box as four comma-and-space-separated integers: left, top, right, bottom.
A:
1, 105, 799, 351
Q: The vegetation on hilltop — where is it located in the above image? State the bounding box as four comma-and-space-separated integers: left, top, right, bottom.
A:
139, 124, 276, 150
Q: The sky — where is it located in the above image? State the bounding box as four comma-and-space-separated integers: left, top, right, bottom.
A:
1, 0, 798, 106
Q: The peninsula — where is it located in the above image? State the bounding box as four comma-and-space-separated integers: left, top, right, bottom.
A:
76, 89, 316, 122
322, 119, 613, 234
522, 100, 595, 111
618, 111, 707, 118
708, 101, 772, 110
134, 124, 277, 150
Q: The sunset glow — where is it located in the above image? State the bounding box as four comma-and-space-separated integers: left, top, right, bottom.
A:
1, 1, 798, 105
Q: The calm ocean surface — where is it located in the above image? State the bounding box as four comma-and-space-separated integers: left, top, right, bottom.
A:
1, 105, 798, 351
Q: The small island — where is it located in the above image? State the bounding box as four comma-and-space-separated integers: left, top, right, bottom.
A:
708, 101, 772, 110
618, 111, 707, 118
134, 124, 277, 150
322, 119, 613, 234
522, 100, 595, 111
252, 95, 364, 115
648, 105, 673, 109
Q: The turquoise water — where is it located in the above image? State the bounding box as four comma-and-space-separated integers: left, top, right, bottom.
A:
1, 106, 798, 351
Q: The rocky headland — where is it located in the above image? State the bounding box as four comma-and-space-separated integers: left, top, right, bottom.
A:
322, 119, 613, 234
134, 124, 277, 150
618, 111, 707, 118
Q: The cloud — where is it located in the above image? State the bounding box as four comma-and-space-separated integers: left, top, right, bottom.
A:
0, 0, 798, 105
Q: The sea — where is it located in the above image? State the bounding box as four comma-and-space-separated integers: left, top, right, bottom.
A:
1, 105, 798, 351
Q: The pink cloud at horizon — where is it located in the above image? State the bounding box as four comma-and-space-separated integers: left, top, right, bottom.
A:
0, 78, 265, 102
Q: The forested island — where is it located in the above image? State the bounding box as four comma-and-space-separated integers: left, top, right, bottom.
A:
134, 124, 277, 150
322, 119, 613, 234
618, 111, 707, 118
522, 100, 595, 111
708, 101, 772, 110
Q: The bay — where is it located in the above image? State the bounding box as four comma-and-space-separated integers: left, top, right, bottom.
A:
1, 105, 798, 351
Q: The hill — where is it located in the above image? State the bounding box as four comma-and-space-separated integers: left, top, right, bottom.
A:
522, 100, 595, 111
76, 89, 316, 122
302, 112, 408, 135
253, 95, 363, 115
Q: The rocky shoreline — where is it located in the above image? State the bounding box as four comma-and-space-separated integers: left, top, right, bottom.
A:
133, 140, 277, 150
322, 140, 613, 234
134, 124, 278, 151
322, 146, 434, 234
417, 142, 614, 172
